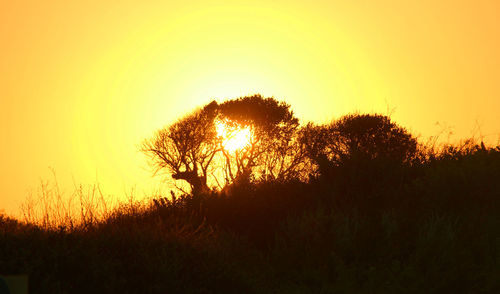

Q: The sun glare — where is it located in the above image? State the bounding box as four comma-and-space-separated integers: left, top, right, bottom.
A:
215, 120, 252, 152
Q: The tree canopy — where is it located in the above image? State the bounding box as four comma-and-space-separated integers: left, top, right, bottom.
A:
331, 114, 418, 163
142, 95, 306, 193
217, 95, 305, 183
141, 102, 219, 194
143, 96, 419, 194
300, 113, 418, 181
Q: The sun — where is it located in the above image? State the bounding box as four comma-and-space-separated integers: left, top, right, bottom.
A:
215, 119, 252, 152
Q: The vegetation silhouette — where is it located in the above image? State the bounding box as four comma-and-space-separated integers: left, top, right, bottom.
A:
142, 94, 309, 192
2, 94, 500, 293
142, 101, 219, 194
300, 114, 419, 210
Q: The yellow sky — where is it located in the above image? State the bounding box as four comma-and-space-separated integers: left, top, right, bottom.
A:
1, 0, 499, 216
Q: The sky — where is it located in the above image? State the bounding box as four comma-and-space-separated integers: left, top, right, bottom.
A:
1, 0, 499, 216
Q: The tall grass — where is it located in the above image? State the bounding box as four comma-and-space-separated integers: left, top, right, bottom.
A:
20, 179, 117, 230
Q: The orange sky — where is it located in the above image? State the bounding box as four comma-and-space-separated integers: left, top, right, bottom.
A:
1, 0, 499, 216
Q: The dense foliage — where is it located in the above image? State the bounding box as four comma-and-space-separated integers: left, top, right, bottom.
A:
142, 95, 309, 192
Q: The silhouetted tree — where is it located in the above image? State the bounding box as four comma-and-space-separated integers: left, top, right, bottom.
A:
299, 123, 336, 177
142, 95, 310, 193
302, 114, 418, 179
142, 102, 219, 194
331, 114, 417, 164
217, 95, 306, 183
